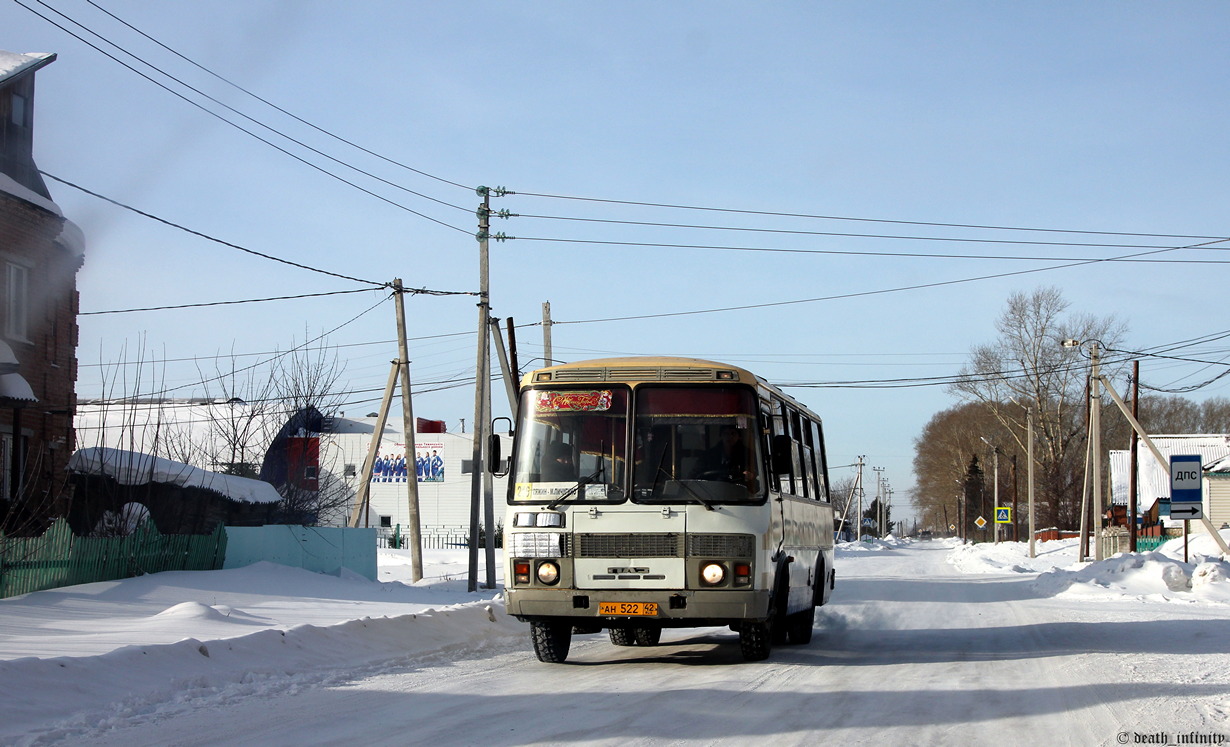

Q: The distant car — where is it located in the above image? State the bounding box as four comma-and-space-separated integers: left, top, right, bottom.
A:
918, 530, 934, 541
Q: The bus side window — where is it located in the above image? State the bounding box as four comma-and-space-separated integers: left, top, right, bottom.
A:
790, 408, 811, 499
761, 407, 781, 493
772, 399, 794, 494
810, 419, 830, 502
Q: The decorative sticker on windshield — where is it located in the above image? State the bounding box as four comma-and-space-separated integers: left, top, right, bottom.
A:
534, 390, 613, 413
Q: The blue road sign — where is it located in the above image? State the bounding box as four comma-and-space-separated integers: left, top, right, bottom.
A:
994, 507, 1011, 524
1170, 454, 1203, 503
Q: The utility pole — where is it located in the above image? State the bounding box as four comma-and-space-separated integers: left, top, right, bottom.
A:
1091, 342, 1104, 561
393, 279, 423, 582
980, 437, 1000, 542
1129, 360, 1140, 553
349, 362, 399, 528
855, 456, 865, 542
1027, 404, 1036, 558
542, 301, 553, 366
489, 317, 518, 413
506, 317, 520, 384
469, 187, 493, 592
872, 466, 884, 537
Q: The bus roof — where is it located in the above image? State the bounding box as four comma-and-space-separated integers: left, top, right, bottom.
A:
520, 356, 821, 421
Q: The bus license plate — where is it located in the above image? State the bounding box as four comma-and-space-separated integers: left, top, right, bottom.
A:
599, 601, 659, 617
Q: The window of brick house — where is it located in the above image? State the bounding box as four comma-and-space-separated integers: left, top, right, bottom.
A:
5, 262, 29, 341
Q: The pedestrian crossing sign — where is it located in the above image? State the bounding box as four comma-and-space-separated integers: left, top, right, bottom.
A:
995, 507, 1011, 524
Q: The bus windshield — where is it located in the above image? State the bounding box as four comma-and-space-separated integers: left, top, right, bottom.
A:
510, 388, 629, 504
631, 386, 764, 505
509, 384, 764, 506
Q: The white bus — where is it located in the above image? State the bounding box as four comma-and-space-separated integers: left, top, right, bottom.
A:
497, 357, 835, 662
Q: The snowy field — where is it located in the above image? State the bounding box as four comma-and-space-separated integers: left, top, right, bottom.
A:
1, 533, 1228, 745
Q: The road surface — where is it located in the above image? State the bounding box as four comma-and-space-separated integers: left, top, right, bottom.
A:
80, 542, 1230, 746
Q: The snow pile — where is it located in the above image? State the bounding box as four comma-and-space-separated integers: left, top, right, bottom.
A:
0, 549, 516, 744
836, 534, 912, 553
944, 532, 1230, 604
1031, 552, 1230, 604
947, 538, 1079, 575
1029, 530, 1230, 604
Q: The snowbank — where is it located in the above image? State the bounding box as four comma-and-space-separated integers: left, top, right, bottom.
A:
942, 532, 1230, 605
0, 549, 517, 744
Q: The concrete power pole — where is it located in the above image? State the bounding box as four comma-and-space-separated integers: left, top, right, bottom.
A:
542, 301, 553, 366
1091, 342, 1104, 561
468, 188, 493, 592
392, 279, 424, 581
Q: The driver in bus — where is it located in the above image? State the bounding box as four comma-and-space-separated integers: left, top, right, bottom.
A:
541, 441, 577, 482
697, 424, 758, 490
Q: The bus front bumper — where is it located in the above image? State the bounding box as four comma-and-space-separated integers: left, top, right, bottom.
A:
505, 587, 771, 626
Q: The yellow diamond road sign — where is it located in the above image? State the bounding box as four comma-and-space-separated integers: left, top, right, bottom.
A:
974, 516, 987, 529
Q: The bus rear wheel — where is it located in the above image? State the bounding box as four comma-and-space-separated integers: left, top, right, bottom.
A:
609, 628, 635, 646
633, 625, 661, 646
530, 620, 572, 663
785, 604, 815, 645
739, 621, 772, 661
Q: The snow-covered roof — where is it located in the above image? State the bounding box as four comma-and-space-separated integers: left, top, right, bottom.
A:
0, 50, 55, 84
69, 446, 282, 504
75, 400, 289, 474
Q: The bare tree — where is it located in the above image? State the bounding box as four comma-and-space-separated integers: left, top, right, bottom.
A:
949, 287, 1125, 529
912, 402, 1007, 535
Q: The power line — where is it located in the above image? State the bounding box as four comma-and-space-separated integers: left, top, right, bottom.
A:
547, 243, 1212, 326
509, 234, 1230, 264
81, 0, 473, 193
75, 329, 475, 368
512, 214, 1230, 253
17, 0, 473, 235
513, 189, 1228, 242
156, 293, 392, 397
42, 172, 389, 286
80, 287, 385, 315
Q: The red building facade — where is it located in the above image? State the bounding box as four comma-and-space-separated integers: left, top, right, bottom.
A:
1, 50, 83, 533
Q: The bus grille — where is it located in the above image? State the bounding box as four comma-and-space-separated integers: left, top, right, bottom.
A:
573, 533, 754, 558
576, 533, 684, 558
687, 533, 755, 557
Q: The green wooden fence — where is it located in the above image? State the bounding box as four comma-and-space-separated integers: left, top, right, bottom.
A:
0, 518, 228, 599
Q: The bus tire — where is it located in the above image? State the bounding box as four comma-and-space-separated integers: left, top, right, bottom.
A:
739, 621, 772, 661
609, 628, 635, 646
530, 620, 572, 663
632, 625, 662, 646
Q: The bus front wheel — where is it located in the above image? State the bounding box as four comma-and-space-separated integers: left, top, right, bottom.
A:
739, 621, 772, 661
530, 620, 572, 663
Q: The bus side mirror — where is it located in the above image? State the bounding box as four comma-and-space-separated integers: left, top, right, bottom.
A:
771, 434, 793, 475
487, 433, 505, 476
488, 417, 513, 477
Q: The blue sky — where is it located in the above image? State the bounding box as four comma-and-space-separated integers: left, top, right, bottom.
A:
6, 1, 1230, 517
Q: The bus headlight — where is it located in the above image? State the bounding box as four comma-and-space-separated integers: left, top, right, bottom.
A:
700, 562, 726, 586
536, 560, 561, 585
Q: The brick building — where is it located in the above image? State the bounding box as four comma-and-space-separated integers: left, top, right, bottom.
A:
1, 50, 84, 533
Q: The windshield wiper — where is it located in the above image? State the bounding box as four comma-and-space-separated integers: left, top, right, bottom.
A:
645, 456, 713, 511
675, 480, 715, 511
547, 464, 605, 511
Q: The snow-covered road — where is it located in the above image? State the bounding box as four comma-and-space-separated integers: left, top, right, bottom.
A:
46, 540, 1230, 747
